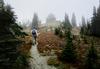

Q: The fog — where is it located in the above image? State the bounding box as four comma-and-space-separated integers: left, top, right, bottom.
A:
4, 0, 99, 23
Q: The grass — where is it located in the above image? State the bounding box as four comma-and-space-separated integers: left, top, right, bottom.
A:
47, 56, 60, 67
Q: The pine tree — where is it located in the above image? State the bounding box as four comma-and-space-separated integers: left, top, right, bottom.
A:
84, 41, 98, 69
54, 27, 60, 35
80, 16, 87, 36
82, 16, 86, 27
0, 0, 4, 10
91, 5, 100, 36
46, 13, 56, 23
86, 20, 91, 35
61, 29, 77, 63
0, 1, 27, 69
3, 4, 27, 37
0, 4, 15, 38
32, 13, 39, 29
63, 13, 72, 29
71, 13, 77, 27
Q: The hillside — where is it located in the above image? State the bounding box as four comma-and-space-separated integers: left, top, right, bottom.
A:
37, 32, 65, 55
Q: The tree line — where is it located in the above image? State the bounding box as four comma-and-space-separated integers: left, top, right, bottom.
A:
54, 2, 100, 69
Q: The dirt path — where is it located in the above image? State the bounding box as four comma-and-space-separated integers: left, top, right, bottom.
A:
29, 44, 57, 69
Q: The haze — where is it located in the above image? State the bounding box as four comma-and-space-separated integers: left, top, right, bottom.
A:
4, 0, 99, 23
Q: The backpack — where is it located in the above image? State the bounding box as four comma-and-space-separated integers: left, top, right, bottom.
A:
32, 29, 36, 35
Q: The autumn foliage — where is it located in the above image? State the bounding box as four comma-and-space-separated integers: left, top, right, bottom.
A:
37, 32, 65, 54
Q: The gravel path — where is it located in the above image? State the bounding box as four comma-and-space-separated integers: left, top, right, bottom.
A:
29, 45, 57, 69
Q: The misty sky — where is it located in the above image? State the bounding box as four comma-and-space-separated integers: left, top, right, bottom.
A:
4, 0, 99, 23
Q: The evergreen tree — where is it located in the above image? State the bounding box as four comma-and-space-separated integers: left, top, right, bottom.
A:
0, 4, 15, 38
63, 13, 72, 29
71, 13, 77, 27
82, 16, 86, 28
4, 4, 27, 37
80, 16, 87, 36
46, 13, 56, 23
0, 0, 4, 10
0, 1, 27, 69
55, 27, 60, 35
91, 5, 100, 36
86, 20, 91, 35
54, 27, 63, 38
61, 29, 77, 63
84, 41, 98, 69
32, 13, 39, 29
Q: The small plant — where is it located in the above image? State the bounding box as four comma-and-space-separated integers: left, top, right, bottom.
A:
14, 54, 31, 69
83, 36, 88, 44
47, 57, 60, 67
55, 27, 60, 35
61, 29, 77, 63
84, 41, 98, 69
55, 27, 64, 38
59, 30, 63, 38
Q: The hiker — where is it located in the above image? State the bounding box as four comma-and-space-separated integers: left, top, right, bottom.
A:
32, 28, 38, 44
